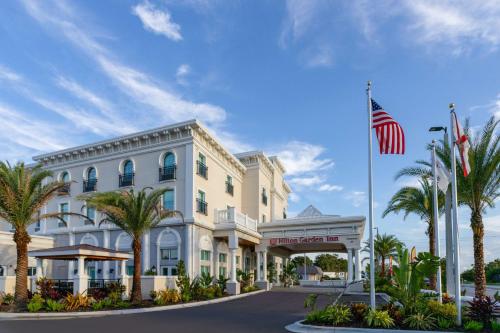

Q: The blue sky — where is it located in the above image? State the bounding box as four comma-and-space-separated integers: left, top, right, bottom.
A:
0, 0, 499, 269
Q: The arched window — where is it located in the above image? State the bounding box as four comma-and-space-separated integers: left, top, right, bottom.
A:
87, 167, 97, 181
160, 152, 176, 181
123, 160, 133, 176
61, 171, 70, 183
163, 152, 175, 167
261, 188, 268, 206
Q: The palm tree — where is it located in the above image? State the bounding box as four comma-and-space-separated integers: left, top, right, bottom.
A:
82, 188, 183, 303
0, 162, 66, 306
395, 117, 499, 297
382, 177, 444, 289
362, 233, 402, 276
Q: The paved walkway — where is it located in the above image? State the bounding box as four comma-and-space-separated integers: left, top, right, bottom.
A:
0, 291, 334, 333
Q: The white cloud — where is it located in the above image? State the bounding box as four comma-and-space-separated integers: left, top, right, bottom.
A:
271, 141, 334, 176
289, 175, 323, 187
318, 184, 343, 192
176, 64, 191, 86
280, 0, 326, 47
345, 191, 366, 207
289, 192, 301, 203
0, 65, 23, 82
304, 45, 333, 68
132, 1, 182, 41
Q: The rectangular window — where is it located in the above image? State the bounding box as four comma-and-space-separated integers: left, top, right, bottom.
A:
197, 153, 208, 178
198, 190, 205, 202
197, 190, 207, 215
161, 266, 178, 276
236, 256, 240, 265
162, 267, 169, 276
219, 267, 227, 277
262, 214, 266, 223
59, 203, 69, 227
201, 265, 210, 275
201, 250, 211, 261
219, 253, 227, 263
127, 266, 134, 275
171, 267, 178, 276
163, 189, 175, 210
35, 211, 41, 232
161, 248, 178, 260
199, 153, 206, 165
27, 267, 36, 276
225, 175, 234, 195
86, 206, 96, 225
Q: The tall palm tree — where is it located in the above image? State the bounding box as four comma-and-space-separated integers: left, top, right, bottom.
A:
395, 117, 499, 297
362, 233, 403, 276
0, 162, 66, 306
82, 188, 183, 303
382, 177, 444, 289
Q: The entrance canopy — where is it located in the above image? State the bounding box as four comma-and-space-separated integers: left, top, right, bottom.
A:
257, 205, 365, 256
28, 244, 132, 261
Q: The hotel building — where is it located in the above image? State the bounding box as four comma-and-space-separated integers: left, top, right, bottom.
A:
0, 119, 365, 294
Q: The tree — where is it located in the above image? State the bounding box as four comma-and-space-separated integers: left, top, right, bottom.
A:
382, 177, 444, 289
362, 233, 402, 276
82, 188, 183, 303
0, 162, 66, 306
291, 256, 313, 268
433, 117, 499, 297
314, 254, 347, 272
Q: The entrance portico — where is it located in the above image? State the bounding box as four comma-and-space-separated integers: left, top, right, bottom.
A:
256, 206, 365, 289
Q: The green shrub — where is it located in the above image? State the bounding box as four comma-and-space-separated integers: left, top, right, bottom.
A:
467, 296, 498, 325
437, 317, 454, 330
464, 320, 484, 332
321, 305, 352, 326
305, 310, 325, 324
27, 294, 44, 312
427, 300, 457, 321
154, 289, 181, 305
304, 294, 318, 311
350, 303, 368, 323
217, 275, 229, 293
491, 320, 500, 332
45, 299, 64, 312
403, 312, 437, 330
365, 309, 395, 328
114, 301, 131, 309
380, 303, 404, 326
92, 298, 113, 311
200, 272, 214, 288
242, 285, 259, 293
1, 292, 14, 305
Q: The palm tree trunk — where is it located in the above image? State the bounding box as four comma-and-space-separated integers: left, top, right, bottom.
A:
380, 255, 386, 276
130, 236, 142, 304
13, 227, 30, 308
428, 220, 437, 290
471, 210, 486, 298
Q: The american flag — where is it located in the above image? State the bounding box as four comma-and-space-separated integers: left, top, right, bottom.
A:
371, 99, 405, 154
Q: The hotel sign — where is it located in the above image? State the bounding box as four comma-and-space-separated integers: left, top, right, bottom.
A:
269, 236, 339, 246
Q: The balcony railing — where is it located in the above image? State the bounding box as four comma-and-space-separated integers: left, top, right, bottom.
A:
159, 165, 177, 181
197, 161, 208, 179
83, 179, 97, 192
119, 173, 134, 187
57, 182, 71, 196
214, 207, 257, 232
226, 182, 234, 196
196, 199, 208, 215
262, 194, 268, 206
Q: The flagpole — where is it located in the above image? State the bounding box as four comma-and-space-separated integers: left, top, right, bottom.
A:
444, 130, 456, 295
449, 103, 462, 326
367, 81, 376, 309
431, 140, 443, 303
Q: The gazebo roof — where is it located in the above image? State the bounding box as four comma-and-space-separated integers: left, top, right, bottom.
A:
28, 244, 132, 261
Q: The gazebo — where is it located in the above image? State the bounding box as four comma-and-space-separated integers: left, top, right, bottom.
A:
29, 244, 132, 295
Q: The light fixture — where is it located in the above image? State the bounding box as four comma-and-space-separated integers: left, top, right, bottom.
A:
151, 265, 157, 274
429, 126, 446, 133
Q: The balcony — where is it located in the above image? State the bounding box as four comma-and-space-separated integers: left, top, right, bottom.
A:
57, 182, 71, 196
262, 194, 268, 206
196, 199, 208, 215
196, 161, 208, 179
159, 165, 177, 181
214, 207, 257, 232
225, 182, 234, 196
119, 173, 134, 187
83, 179, 97, 193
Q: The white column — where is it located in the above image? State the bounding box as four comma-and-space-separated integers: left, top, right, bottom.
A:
354, 249, 361, 281
184, 143, 194, 221
256, 251, 261, 281
230, 248, 237, 282
103, 229, 110, 279
120, 260, 129, 299
68, 231, 75, 279
143, 231, 150, 273
185, 224, 193, 277
347, 249, 353, 282
74, 256, 88, 295
262, 250, 268, 282
214, 242, 220, 278
36, 258, 44, 279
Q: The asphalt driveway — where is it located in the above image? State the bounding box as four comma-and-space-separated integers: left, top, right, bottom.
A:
0, 291, 334, 333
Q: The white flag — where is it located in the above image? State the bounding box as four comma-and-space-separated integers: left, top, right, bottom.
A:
436, 159, 450, 193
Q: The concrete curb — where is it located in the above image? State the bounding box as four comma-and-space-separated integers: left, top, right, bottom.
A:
0, 290, 266, 320
285, 321, 460, 333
